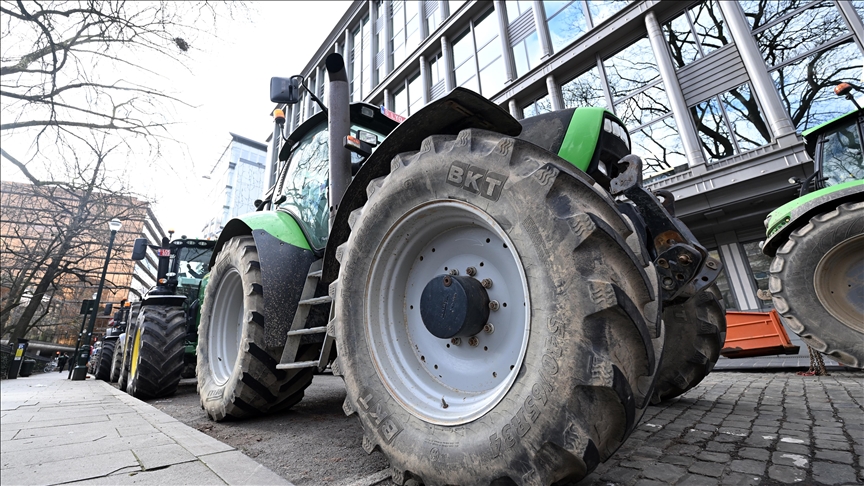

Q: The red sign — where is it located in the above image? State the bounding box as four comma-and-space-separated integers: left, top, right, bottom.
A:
157, 249, 171, 257
380, 106, 406, 123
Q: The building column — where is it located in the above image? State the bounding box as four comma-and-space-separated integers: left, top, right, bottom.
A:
508, 99, 521, 119
439, 0, 449, 19
718, 1, 798, 146
545, 74, 563, 111
383, 88, 392, 110
369, 1, 378, 88
645, 12, 707, 168
441, 35, 455, 91
383, 1, 394, 74
493, 1, 516, 82
419, 0, 429, 40
419, 55, 431, 104
532, 1, 553, 58
836, 0, 864, 50
318, 65, 326, 111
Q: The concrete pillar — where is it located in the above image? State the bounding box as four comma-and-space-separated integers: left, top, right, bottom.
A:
493, 1, 516, 82
384, 0, 394, 74
836, 0, 864, 51
545, 74, 564, 111
441, 34, 455, 91
384, 88, 392, 110
419, 0, 429, 40
419, 55, 431, 104
439, 0, 449, 19
718, 1, 798, 145
508, 99, 522, 119
368, 1, 377, 90
532, 1, 553, 58
645, 11, 707, 167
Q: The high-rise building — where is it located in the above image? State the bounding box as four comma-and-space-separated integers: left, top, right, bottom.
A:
201, 133, 268, 239
282, 0, 862, 321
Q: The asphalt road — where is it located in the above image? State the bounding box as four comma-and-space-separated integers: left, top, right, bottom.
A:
147, 371, 864, 486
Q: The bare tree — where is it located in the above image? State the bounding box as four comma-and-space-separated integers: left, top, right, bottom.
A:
0, 1, 243, 346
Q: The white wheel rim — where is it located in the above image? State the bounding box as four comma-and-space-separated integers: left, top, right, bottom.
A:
209, 268, 244, 385
814, 234, 864, 332
366, 200, 530, 425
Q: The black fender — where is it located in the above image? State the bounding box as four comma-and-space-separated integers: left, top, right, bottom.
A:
320, 87, 523, 286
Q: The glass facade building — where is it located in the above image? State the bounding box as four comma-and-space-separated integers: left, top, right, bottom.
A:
284, 0, 863, 319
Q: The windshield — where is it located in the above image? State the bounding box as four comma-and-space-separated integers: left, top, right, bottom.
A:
276, 122, 386, 250
177, 245, 213, 280
820, 118, 864, 187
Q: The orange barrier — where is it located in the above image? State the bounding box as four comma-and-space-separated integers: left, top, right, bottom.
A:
720, 310, 800, 359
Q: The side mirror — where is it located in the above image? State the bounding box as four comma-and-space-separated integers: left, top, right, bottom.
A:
270, 76, 301, 104
131, 238, 148, 261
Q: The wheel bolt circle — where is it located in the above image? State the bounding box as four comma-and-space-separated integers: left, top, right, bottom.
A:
466, 266, 477, 276
468, 336, 479, 347
481, 278, 493, 289
451, 337, 461, 346
484, 323, 494, 334
489, 300, 500, 311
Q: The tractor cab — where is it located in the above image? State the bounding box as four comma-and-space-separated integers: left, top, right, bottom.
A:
131, 236, 215, 299
801, 109, 863, 194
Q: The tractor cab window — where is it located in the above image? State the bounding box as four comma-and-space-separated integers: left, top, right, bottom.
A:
177, 245, 213, 280
820, 117, 864, 187
277, 121, 388, 251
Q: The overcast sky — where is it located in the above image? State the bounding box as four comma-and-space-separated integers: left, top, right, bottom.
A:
1, 1, 351, 238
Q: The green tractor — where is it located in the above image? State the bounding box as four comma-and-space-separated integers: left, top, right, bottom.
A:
115, 234, 215, 398
196, 53, 724, 484
763, 82, 863, 368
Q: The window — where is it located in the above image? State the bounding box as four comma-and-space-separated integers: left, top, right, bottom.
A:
393, 85, 408, 116
604, 37, 686, 180
820, 118, 864, 186
690, 83, 771, 162
522, 94, 552, 118
429, 52, 444, 86
392, 1, 421, 69
561, 66, 606, 109
586, 1, 630, 26
451, 8, 505, 96
741, 0, 863, 131
508, 1, 541, 78
505, 0, 533, 22
426, 2, 441, 34
741, 240, 773, 310
375, 0, 386, 85
544, 1, 588, 53
708, 249, 738, 310
350, 17, 371, 101
392, 70, 424, 116
663, 1, 729, 69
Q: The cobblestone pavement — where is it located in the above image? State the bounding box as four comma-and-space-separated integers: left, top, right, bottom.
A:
573, 371, 863, 486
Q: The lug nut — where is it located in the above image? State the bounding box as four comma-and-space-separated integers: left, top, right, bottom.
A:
468, 336, 479, 347
489, 300, 500, 311
484, 323, 494, 334
481, 278, 493, 289
466, 266, 477, 276
451, 337, 461, 346
678, 254, 692, 265
443, 276, 452, 287
449, 269, 459, 275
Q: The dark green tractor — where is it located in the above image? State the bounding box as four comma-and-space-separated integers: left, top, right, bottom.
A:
116, 235, 215, 398
197, 52, 724, 484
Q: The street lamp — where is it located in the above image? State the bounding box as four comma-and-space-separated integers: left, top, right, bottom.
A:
71, 218, 122, 380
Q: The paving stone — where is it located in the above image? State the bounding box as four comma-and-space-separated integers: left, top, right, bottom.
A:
677, 474, 720, 486
642, 463, 686, 483
719, 471, 761, 485
689, 461, 725, 478
666, 444, 701, 457
811, 461, 857, 485
767, 464, 806, 483
660, 454, 695, 467
771, 451, 810, 468
728, 459, 766, 475
776, 442, 810, 455
705, 441, 736, 453
599, 465, 640, 484
697, 451, 730, 463
815, 438, 851, 451
815, 449, 853, 464
633, 480, 666, 486
736, 447, 769, 461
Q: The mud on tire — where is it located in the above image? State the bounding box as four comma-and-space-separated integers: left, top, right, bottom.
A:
652, 285, 725, 402
770, 201, 864, 367
332, 129, 664, 485
197, 236, 317, 421
127, 305, 186, 399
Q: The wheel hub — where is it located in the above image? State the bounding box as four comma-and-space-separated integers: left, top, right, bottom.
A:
420, 274, 490, 339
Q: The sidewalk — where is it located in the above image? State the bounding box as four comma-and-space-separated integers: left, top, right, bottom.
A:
0, 371, 292, 486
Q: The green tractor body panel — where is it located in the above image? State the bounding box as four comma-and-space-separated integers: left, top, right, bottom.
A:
558, 107, 606, 171
766, 179, 864, 238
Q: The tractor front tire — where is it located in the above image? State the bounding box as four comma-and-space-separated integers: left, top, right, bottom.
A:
127, 306, 186, 399
332, 129, 664, 485
652, 285, 726, 402
94, 337, 117, 382
197, 236, 317, 421
770, 201, 864, 367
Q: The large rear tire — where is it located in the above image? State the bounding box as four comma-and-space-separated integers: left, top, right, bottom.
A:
127, 305, 186, 399
652, 285, 725, 402
332, 129, 664, 485
196, 236, 317, 421
94, 337, 116, 382
770, 201, 864, 367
